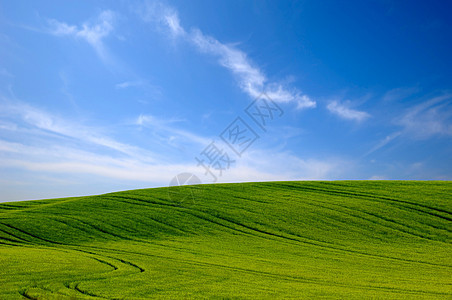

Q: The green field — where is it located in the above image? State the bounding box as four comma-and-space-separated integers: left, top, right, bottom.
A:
0, 181, 451, 299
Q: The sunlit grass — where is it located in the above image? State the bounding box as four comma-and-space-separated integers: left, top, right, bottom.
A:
0, 181, 451, 299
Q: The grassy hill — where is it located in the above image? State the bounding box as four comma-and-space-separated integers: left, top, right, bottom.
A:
0, 181, 451, 299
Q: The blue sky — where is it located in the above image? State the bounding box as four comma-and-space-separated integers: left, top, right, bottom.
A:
1, 0, 451, 201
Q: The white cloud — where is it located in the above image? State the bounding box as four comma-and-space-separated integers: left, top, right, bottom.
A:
365, 131, 402, 156
76, 11, 114, 46
135, 114, 210, 147
327, 100, 370, 122
0, 99, 158, 163
0, 122, 346, 201
164, 12, 185, 36
137, 1, 315, 109
0, 97, 349, 201
264, 84, 316, 109
47, 19, 77, 36
382, 87, 419, 102
136, 1, 185, 37
397, 94, 452, 139
365, 93, 452, 156
115, 80, 144, 89
0, 154, 196, 184
0, 140, 348, 196
47, 10, 115, 62
190, 29, 315, 108
189, 28, 265, 95
133, 113, 346, 180
0, 136, 346, 188
0, 68, 14, 78
234, 150, 346, 181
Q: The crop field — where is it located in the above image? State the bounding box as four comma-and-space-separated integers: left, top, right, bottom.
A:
0, 181, 451, 299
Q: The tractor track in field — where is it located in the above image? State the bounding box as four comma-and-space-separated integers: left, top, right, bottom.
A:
80, 198, 192, 236
200, 211, 452, 267
61, 247, 145, 299
64, 247, 120, 271
18, 290, 35, 300
74, 242, 451, 298
1, 182, 450, 299
13, 245, 144, 300
0, 222, 144, 299
73, 282, 111, 299
274, 183, 452, 221
73, 247, 145, 273
0, 226, 33, 244
20, 285, 88, 300
134, 200, 451, 268
104, 196, 196, 235
53, 214, 135, 241
10, 245, 122, 299
109, 195, 257, 238
0, 222, 64, 245
1, 194, 449, 292
298, 197, 451, 243
93, 193, 452, 268
0, 236, 27, 245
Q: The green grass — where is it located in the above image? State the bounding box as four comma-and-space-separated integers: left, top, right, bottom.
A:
0, 181, 451, 299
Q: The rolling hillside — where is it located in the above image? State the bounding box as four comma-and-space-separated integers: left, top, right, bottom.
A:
0, 181, 451, 299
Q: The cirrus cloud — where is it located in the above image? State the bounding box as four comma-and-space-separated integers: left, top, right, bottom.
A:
47, 10, 115, 63
136, 1, 316, 109
327, 100, 370, 122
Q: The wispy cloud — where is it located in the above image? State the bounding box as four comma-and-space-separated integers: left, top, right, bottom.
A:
0, 138, 346, 193
115, 80, 145, 89
397, 94, 452, 139
0, 68, 14, 78
327, 100, 370, 122
0, 99, 158, 162
47, 10, 115, 62
365, 131, 402, 156
0, 110, 345, 201
0, 138, 201, 188
164, 12, 185, 37
135, 114, 210, 147
47, 19, 77, 35
0, 93, 350, 201
365, 93, 452, 155
136, 1, 185, 37
382, 87, 419, 102
133, 113, 348, 181
137, 1, 315, 109
234, 150, 347, 181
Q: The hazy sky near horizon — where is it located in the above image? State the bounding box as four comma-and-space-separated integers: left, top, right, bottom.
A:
1, 0, 451, 201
